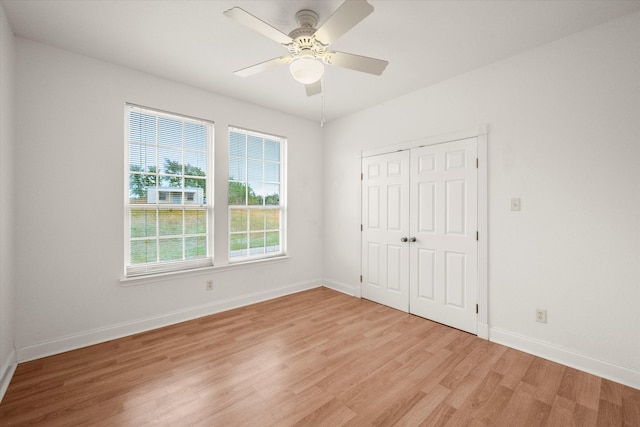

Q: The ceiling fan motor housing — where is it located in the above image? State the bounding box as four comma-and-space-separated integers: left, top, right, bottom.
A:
287, 9, 327, 60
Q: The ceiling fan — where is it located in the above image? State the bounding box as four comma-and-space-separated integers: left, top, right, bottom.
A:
224, 0, 389, 97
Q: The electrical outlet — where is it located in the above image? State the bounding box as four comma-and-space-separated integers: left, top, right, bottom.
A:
536, 308, 547, 323
206, 280, 214, 291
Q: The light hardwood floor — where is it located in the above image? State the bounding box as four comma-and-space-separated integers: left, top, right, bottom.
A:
1, 287, 639, 426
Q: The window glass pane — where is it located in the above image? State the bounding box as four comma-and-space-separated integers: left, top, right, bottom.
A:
159, 238, 183, 261
247, 159, 263, 182
230, 233, 248, 254
229, 181, 246, 205
131, 209, 157, 238
184, 123, 207, 151
185, 209, 207, 234
230, 209, 247, 232
129, 111, 156, 144
229, 132, 246, 156
159, 209, 183, 236
247, 136, 263, 159
158, 174, 179, 190
184, 178, 205, 204
229, 156, 246, 181
129, 143, 156, 171
264, 162, 279, 182
184, 150, 207, 175
185, 236, 207, 259
158, 117, 182, 147
159, 148, 183, 174
264, 184, 279, 206
249, 209, 265, 231
265, 210, 279, 230
266, 231, 280, 253
130, 239, 157, 264
264, 139, 280, 161
249, 232, 265, 251
129, 173, 157, 202
247, 182, 264, 205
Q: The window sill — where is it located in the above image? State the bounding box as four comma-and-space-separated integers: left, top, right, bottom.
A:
119, 255, 290, 287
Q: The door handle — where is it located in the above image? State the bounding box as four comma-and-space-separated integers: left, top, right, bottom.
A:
409, 237, 417, 242
400, 237, 408, 242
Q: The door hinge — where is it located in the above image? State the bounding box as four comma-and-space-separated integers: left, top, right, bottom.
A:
476, 304, 479, 314
361, 172, 363, 180
361, 224, 363, 231
476, 158, 479, 168
476, 231, 479, 241
360, 275, 363, 283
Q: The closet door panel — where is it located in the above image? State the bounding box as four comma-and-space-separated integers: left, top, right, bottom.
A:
361, 151, 410, 312
409, 138, 478, 334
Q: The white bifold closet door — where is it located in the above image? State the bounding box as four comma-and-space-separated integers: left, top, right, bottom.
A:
362, 137, 478, 334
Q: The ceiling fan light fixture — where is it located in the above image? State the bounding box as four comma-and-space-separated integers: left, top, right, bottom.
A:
289, 57, 324, 84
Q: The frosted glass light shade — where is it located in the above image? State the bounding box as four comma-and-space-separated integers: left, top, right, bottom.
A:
289, 58, 324, 84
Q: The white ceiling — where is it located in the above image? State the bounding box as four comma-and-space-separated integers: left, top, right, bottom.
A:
3, 0, 640, 123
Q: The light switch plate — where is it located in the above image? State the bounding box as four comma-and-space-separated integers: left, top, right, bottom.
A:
511, 198, 521, 211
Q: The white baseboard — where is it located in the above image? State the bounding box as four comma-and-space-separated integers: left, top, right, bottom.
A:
322, 279, 358, 297
16, 280, 322, 363
0, 349, 17, 403
490, 327, 640, 390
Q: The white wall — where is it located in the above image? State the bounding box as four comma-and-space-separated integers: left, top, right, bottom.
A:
0, 3, 17, 397
323, 12, 640, 388
13, 39, 324, 360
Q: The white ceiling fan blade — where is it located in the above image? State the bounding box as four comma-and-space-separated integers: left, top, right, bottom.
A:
313, 0, 374, 45
234, 56, 293, 77
305, 80, 322, 97
324, 51, 388, 75
224, 7, 293, 45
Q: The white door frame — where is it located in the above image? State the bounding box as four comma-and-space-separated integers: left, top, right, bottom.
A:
360, 125, 489, 339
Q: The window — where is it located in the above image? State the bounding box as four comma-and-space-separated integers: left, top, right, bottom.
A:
228, 127, 285, 260
125, 105, 212, 276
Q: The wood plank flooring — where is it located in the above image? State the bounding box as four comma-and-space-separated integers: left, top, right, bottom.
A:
1, 287, 639, 426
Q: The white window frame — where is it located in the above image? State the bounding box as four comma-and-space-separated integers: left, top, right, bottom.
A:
228, 127, 286, 262
124, 104, 214, 277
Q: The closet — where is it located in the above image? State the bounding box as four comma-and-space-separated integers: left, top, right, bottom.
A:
361, 136, 480, 334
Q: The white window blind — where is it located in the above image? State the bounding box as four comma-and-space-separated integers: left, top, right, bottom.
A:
228, 127, 285, 260
125, 105, 213, 277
